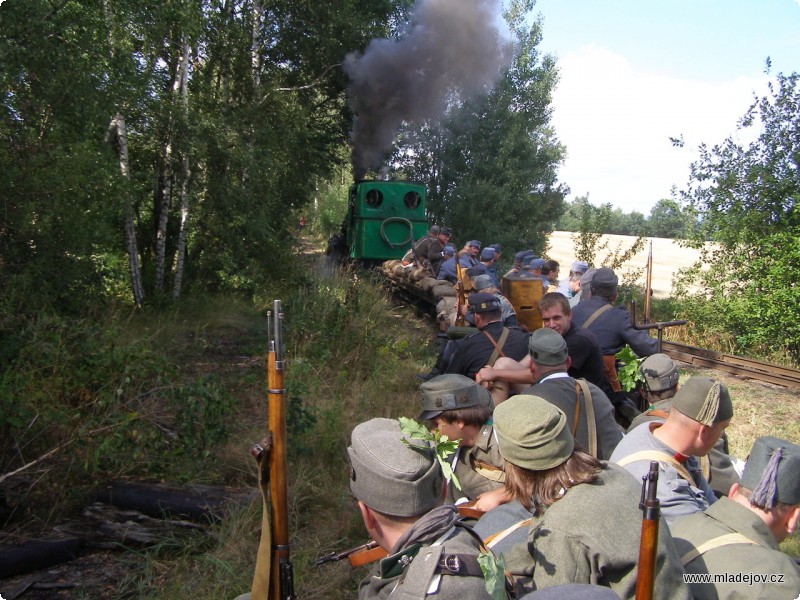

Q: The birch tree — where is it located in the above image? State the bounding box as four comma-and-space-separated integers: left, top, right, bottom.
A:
172, 42, 192, 300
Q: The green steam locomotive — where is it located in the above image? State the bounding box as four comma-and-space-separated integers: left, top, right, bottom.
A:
327, 180, 428, 265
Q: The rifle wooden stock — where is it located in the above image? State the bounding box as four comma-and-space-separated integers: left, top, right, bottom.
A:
636, 461, 660, 600
316, 503, 485, 569
455, 263, 467, 327
267, 301, 295, 600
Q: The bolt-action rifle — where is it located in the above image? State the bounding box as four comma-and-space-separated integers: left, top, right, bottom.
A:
248, 300, 295, 600
636, 461, 660, 600
315, 503, 486, 568
454, 262, 468, 327
643, 240, 653, 324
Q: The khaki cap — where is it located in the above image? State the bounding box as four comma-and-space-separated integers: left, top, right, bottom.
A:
418, 374, 492, 421
494, 395, 574, 470
528, 327, 568, 366
741, 436, 800, 508
671, 376, 733, 425
348, 418, 443, 517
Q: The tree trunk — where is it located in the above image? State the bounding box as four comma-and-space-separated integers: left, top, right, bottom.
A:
172, 42, 192, 300
251, 0, 263, 89
154, 46, 188, 294
108, 114, 145, 308
154, 141, 173, 294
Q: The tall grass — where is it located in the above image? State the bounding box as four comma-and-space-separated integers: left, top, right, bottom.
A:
124, 266, 436, 599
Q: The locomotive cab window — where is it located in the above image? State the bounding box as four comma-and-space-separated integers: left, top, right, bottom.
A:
365, 189, 383, 207
403, 191, 421, 209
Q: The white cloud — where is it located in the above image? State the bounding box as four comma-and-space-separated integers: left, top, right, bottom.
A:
551, 45, 767, 214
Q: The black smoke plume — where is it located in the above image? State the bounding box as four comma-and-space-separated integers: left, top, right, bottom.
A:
344, 0, 514, 179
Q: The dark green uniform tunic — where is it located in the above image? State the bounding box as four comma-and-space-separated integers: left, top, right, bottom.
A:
671, 496, 800, 600
358, 506, 492, 600
446, 423, 504, 504
497, 464, 691, 600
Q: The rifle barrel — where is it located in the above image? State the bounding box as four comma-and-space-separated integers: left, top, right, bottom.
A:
268, 300, 294, 600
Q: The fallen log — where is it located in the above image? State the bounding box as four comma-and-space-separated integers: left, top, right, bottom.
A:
95, 481, 258, 522
54, 502, 212, 550
0, 536, 82, 579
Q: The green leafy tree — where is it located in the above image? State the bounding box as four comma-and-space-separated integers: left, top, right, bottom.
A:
648, 198, 689, 239
677, 71, 800, 361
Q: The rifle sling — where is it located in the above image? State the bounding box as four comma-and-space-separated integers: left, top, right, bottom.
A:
484, 517, 533, 549
616, 450, 695, 485
573, 379, 599, 458
251, 454, 272, 598
582, 303, 612, 329
680, 533, 760, 566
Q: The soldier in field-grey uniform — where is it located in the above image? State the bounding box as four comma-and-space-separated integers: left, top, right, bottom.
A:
477, 395, 690, 599
418, 374, 505, 507
348, 418, 493, 600
671, 435, 800, 599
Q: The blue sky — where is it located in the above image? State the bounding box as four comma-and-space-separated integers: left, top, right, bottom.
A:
532, 0, 800, 214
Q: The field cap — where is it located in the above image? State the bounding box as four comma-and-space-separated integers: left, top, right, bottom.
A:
418, 374, 492, 421
579, 268, 596, 288
429, 225, 440, 235
529, 258, 545, 271
514, 249, 534, 264
570, 261, 589, 274
671, 376, 733, 425
469, 292, 501, 313
591, 267, 618, 291
466, 265, 488, 278
348, 418, 442, 517
489, 243, 502, 254
440, 227, 452, 236
494, 395, 574, 470
442, 244, 456, 256
472, 274, 495, 291
640, 353, 679, 392
467, 240, 482, 249
740, 436, 800, 508
480, 247, 496, 261
528, 327, 568, 366
520, 254, 539, 269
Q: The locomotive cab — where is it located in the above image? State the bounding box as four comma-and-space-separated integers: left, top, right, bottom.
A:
345, 180, 428, 262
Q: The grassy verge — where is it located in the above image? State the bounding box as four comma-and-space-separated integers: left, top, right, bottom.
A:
120, 267, 436, 599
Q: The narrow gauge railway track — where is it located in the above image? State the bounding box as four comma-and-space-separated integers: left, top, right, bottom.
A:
660, 340, 800, 392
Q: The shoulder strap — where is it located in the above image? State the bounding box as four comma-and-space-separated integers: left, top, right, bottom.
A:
483, 327, 510, 367
644, 408, 671, 420
582, 303, 612, 329
576, 379, 598, 458
680, 532, 761, 566
699, 454, 711, 481
484, 517, 533, 549
469, 456, 506, 483
615, 450, 695, 485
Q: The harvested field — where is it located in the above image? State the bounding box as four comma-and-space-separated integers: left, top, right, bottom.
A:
545, 231, 712, 298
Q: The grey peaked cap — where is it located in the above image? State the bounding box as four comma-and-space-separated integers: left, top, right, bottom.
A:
348, 418, 443, 517
418, 374, 492, 420
640, 353, 679, 392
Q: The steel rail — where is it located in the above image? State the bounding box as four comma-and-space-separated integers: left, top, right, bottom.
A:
660, 340, 800, 392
